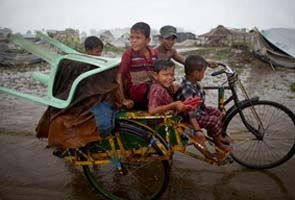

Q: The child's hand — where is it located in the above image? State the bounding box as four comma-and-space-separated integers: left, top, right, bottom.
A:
183, 97, 203, 111
173, 101, 186, 112
122, 99, 134, 109
207, 59, 218, 68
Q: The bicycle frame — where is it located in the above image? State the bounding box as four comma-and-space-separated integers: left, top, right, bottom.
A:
63, 133, 169, 167
62, 111, 224, 167
206, 63, 265, 139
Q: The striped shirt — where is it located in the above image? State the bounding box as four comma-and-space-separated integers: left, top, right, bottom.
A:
119, 47, 158, 85
118, 47, 158, 103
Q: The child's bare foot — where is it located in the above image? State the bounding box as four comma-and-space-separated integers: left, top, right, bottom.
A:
213, 144, 232, 163
214, 151, 230, 162
220, 135, 234, 144
193, 143, 216, 161
191, 135, 216, 161
216, 143, 233, 155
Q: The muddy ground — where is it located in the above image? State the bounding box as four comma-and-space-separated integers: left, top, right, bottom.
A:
0, 47, 295, 200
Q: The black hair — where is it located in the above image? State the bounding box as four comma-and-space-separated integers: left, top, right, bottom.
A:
184, 55, 208, 75
84, 36, 104, 50
131, 22, 151, 38
154, 59, 175, 73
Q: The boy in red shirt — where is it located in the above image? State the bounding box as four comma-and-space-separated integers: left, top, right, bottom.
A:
116, 22, 158, 109
148, 59, 212, 160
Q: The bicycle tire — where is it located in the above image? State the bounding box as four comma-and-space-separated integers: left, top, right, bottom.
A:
82, 124, 170, 200
223, 100, 295, 169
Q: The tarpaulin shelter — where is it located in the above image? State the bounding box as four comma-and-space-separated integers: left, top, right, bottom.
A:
0, 33, 122, 150
251, 28, 295, 69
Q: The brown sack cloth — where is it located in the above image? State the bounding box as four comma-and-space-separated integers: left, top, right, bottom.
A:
36, 59, 121, 150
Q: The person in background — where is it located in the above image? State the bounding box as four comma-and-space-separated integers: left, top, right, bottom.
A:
154, 25, 185, 64
155, 25, 217, 67
84, 36, 104, 56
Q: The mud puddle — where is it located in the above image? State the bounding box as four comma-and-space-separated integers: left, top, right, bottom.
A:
1, 133, 295, 200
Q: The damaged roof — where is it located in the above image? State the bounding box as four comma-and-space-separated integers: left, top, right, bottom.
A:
261, 28, 295, 58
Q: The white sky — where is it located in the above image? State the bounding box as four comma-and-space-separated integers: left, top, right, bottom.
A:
0, 0, 294, 35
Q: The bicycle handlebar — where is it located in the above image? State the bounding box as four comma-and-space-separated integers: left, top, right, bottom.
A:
211, 69, 225, 76
211, 62, 235, 77
216, 62, 226, 67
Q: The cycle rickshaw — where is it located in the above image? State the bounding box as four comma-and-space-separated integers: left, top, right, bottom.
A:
1, 33, 295, 200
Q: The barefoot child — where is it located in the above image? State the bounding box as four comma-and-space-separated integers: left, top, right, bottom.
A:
148, 59, 212, 158
176, 55, 232, 155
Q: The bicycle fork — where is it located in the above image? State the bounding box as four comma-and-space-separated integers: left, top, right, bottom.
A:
236, 80, 265, 140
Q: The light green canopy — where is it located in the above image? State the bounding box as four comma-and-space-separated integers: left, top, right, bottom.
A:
0, 33, 121, 108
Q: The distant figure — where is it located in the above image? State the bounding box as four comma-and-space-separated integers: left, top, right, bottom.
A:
155, 25, 185, 64
84, 36, 104, 56
155, 25, 217, 68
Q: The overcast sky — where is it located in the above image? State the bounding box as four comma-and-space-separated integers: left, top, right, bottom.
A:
0, 0, 294, 35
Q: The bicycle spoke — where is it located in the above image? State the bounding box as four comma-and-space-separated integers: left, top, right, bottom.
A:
83, 130, 169, 200
225, 101, 295, 169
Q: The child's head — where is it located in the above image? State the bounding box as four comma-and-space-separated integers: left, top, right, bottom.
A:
84, 36, 104, 56
184, 55, 209, 81
153, 59, 175, 88
159, 25, 177, 50
129, 22, 151, 52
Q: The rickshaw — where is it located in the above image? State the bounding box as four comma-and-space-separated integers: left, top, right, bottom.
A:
1, 33, 295, 200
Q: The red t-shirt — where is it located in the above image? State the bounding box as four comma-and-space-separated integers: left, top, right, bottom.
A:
118, 47, 158, 103
148, 83, 174, 111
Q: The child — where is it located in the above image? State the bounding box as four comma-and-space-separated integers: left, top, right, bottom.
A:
155, 25, 217, 67
116, 22, 158, 109
148, 59, 212, 159
84, 36, 104, 56
154, 25, 185, 64
148, 59, 183, 114
176, 55, 232, 154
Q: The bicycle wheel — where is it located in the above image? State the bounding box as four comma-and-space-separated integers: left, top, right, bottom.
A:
82, 125, 170, 200
223, 100, 295, 169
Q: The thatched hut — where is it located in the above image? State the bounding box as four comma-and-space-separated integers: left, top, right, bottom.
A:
199, 25, 250, 47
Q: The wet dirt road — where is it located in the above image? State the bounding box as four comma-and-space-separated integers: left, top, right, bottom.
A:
1, 57, 295, 199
